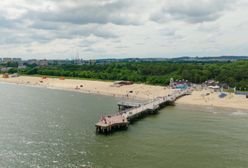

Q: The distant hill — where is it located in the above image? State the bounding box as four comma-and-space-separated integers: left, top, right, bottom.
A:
170, 56, 248, 62
96, 56, 248, 63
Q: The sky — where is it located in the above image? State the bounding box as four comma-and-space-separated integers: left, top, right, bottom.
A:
0, 0, 248, 59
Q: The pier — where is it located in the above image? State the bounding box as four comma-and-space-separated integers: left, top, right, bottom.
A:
96, 88, 192, 133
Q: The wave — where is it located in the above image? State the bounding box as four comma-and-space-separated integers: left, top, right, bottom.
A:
230, 111, 248, 116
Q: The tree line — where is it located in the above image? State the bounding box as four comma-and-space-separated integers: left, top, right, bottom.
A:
6, 61, 248, 90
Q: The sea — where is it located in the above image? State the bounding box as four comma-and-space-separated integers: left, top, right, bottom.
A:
0, 83, 248, 168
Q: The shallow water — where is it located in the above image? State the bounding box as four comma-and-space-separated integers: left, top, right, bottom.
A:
0, 83, 248, 168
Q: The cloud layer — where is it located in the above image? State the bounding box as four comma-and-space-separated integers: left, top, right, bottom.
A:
0, 0, 248, 59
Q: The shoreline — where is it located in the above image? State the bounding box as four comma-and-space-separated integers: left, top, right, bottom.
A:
175, 102, 248, 113
0, 80, 147, 101
0, 76, 171, 101
0, 76, 247, 111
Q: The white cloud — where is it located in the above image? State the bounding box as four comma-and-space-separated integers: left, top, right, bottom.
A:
0, 0, 248, 59
150, 0, 236, 23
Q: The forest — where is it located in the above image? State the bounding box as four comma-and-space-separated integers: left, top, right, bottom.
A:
7, 60, 248, 90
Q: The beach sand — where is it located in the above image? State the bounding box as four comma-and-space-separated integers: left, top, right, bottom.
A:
0, 76, 172, 100
0, 76, 247, 110
177, 90, 248, 111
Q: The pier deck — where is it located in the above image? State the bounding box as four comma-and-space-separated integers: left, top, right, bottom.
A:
117, 101, 142, 111
96, 115, 128, 133
96, 88, 191, 133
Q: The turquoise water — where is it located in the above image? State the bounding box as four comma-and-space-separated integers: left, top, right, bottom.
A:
0, 83, 248, 168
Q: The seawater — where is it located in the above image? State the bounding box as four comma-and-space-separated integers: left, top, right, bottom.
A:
0, 83, 248, 168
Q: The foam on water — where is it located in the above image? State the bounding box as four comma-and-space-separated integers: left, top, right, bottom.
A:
230, 111, 248, 116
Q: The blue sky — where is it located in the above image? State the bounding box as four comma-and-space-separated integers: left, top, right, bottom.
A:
0, 0, 248, 59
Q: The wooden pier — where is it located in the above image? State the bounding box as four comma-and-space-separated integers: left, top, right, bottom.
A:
95, 88, 192, 133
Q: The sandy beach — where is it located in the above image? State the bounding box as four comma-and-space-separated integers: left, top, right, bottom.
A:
177, 90, 248, 111
0, 76, 172, 100
0, 76, 247, 111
